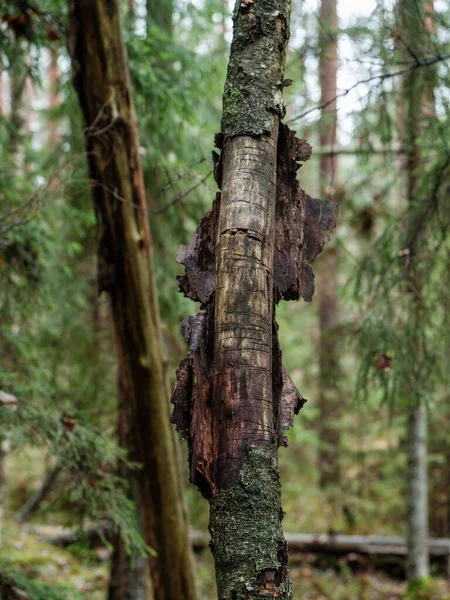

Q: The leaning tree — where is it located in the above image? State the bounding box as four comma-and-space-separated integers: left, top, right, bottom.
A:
68, 1, 198, 599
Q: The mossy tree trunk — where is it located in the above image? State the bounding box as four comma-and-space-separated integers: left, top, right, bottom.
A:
316, 0, 341, 496
108, 380, 149, 600
171, 1, 338, 598
68, 2, 197, 600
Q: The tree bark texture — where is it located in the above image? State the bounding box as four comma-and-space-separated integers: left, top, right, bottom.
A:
47, 49, 60, 149
171, 0, 338, 597
317, 0, 341, 492
108, 379, 149, 600
397, 0, 436, 583
406, 404, 429, 580
68, 3, 197, 600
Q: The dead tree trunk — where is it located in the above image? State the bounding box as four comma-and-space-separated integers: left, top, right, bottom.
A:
316, 0, 341, 493
171, 0, 338, 597
68, 3, 197, 600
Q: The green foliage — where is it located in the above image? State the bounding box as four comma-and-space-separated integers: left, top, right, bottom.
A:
348, 2, 450, 410
0, 397, 147, 555
1, 0, 450, 596
406, 577, 449, 600
0, 568, 82, 600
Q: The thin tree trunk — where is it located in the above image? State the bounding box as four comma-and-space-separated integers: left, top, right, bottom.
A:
9, 32, 27, 171
0, 63, 3, 116
47, 49, 60, 149
108, 380, 149, 600
68, 3, 198, 600
407, 403, 429, 580
317, 0, 340, 493
171, 0, 338, 597
398, 0, 435, 583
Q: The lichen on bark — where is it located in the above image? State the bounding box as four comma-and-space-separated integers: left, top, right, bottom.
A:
209, 447, 291, 600
222, 0, 290, 137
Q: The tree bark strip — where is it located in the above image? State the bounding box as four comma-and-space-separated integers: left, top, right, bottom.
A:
68, 3, 197, 599
171, 0, 338, 597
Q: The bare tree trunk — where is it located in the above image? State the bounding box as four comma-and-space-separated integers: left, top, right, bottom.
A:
0, 63, 3, 116
108, 380, 149, 600
9, 32, 27, 171
171, 0, 338, 597
68, 2, 198, 599
47, 49, 60, 149
317, 0, 341, 494
407, 404, 429, 580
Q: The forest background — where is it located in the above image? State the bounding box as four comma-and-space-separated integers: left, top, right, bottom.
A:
0, 0, 449, 598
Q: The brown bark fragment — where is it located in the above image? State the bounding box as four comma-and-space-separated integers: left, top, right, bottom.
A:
272, 320, 305, 447
274, 123, 339, 303
279, 368, 305, 445
171, 311, 215, 498
177, 195, 219, 306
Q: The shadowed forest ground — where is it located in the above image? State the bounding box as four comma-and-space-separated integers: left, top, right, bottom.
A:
4, 435, 450, 599
2, 523, 450, 600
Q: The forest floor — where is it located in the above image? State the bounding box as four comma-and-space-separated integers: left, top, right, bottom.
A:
2, 522, 450, 600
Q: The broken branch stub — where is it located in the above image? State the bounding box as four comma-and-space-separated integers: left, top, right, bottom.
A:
171, 124, 337, 499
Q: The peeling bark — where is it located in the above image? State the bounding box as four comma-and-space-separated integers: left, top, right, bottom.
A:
171, 0, 338, 597
172, 119, 337, 595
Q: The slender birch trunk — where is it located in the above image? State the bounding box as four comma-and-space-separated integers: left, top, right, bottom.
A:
407, 403, 429, 580
398, 0, 436, 583
316, 0, 341, 494
171, 0, 338, 597
68, 3, 197, 599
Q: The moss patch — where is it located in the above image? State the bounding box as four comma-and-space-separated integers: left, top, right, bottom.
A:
209, 446, 292, 599
221, 0, 290, 137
